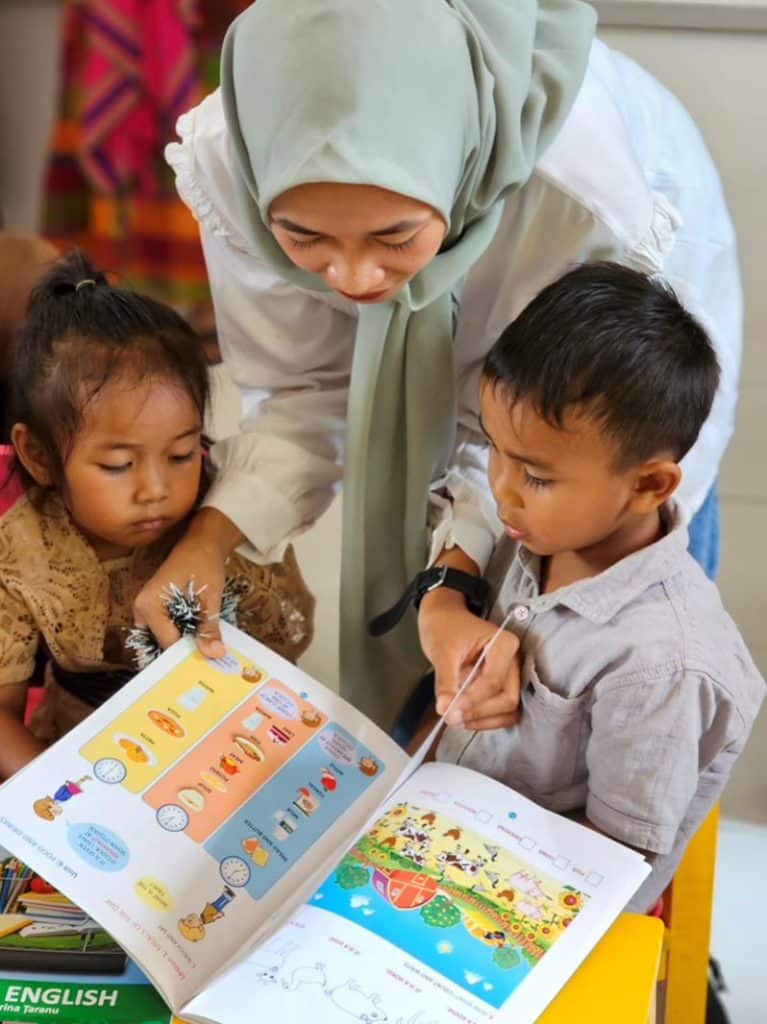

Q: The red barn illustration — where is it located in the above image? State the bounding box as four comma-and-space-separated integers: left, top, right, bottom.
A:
372, 868, 437, 910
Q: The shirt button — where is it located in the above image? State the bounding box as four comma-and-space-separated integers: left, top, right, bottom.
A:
513, 605, 529, 622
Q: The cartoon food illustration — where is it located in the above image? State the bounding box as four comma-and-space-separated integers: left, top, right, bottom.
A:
320, 767, 337, 792
241, 665, 264, 684
200, 770, 227, 793
273, 810, 297, 840
147, 709, 185, 738
301, 708, 323, 728
293, 786, 319, 817
219, 754, 241, 776
178, 787, 206, 812
117, 737, 150, 763
359, 756, 379, 777
242, 836, 270, 867
268, 724, 291, 745
233, 734, 265, 761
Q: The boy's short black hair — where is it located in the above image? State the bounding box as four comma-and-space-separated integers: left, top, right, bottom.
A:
483, 262, 720, 468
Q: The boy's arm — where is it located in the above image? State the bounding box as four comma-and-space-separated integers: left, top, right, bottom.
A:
0, 681, 46, 780
584, 665, 751, 862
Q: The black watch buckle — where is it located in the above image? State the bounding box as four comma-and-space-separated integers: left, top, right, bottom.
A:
369, 566, 490, 637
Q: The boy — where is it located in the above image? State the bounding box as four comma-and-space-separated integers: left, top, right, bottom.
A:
434, 263, 764, 911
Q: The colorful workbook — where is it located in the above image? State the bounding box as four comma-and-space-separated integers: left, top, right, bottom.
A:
0, 622, 649, 1023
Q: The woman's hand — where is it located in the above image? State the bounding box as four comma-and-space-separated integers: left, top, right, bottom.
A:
418, 587, 521, 731
133, 508, 244, 659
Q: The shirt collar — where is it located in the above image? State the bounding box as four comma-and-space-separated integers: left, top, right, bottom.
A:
519, 503, 690, 624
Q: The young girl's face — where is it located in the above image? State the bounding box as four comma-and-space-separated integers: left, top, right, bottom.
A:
62, 375, 203, 559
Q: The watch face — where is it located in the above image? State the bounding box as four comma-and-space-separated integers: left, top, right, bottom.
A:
93, 757, 127, 785
220, 856, 251, 888
156, 804, 190, 833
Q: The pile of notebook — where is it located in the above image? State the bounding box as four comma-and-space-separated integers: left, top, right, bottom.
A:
0, 853, 126, 974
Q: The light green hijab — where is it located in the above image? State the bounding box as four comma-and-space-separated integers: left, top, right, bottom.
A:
220, 0, 596, 728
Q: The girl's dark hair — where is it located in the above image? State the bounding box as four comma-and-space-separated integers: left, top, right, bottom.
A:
483, 262, 720, 469
8, 250, 210, 493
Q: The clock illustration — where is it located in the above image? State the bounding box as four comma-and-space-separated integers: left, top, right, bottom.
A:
156, 804, 190, 833
93, 757, 127, 785
220, 856, 251, 888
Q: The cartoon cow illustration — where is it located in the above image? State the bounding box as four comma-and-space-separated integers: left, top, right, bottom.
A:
401, 841, 428, 866
395, 818, 432, 848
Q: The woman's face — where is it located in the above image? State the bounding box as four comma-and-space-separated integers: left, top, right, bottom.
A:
269, 183, 447, 303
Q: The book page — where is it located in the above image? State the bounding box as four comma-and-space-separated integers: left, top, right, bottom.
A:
183, 761, 650, 1024
0, 624, 407, 1012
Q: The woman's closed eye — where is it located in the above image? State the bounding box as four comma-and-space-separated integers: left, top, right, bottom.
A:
286, 233, 417, 253
169, 450, 198, 464
98, 462, 131, 474
286, 235, 322, 250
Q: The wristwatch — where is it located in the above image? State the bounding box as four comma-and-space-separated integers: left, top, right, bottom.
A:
368, 566, 491, 636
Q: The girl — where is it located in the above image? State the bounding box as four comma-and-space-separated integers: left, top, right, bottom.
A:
0, 251, 314, 780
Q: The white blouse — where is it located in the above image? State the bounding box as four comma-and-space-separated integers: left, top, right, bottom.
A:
167, 39, 741, 572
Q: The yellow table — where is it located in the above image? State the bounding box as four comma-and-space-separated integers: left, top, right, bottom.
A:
541, 913, 664, 1024
170, 913, 663, 1024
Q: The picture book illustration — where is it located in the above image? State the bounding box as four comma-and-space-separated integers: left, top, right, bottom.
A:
313, 802, 587, 1009
0, 631, 651, 1024
68, 643, 384, 902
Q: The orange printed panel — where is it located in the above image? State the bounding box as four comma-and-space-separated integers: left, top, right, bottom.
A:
143, 680, 327, 843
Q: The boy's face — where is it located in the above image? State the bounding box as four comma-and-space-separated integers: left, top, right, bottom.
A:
480, 381, 651, 559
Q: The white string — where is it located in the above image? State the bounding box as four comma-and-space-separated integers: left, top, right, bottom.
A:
408, 604, 517, 767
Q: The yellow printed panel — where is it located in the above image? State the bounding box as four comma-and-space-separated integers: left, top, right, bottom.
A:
79, 649, 269, 794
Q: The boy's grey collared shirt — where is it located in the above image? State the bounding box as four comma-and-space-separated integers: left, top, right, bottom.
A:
436, 506, 765, 910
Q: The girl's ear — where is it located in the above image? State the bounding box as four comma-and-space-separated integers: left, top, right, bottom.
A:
628, 457, 682, 516
11, 423, 53, 486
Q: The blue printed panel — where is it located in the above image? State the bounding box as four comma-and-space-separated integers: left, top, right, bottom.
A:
204, 724, 383, 899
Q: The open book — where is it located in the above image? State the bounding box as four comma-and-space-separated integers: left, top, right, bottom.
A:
0, 623, 650, 1023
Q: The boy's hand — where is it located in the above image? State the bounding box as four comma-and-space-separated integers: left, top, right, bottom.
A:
418, 589, 521, 731
133, 508, 243, 660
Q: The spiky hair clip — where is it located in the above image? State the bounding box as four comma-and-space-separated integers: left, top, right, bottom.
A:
126, 579, 239, 669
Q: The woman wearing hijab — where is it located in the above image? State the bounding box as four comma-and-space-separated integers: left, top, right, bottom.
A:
139, 0, 740, 734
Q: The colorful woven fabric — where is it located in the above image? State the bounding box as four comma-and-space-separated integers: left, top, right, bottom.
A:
79, 0, 200, 197
43, 0, 249, 309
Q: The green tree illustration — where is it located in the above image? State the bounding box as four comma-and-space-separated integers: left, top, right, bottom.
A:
492, 946, 521, 970
420, 895, 461, 928
336, 861, 370, 891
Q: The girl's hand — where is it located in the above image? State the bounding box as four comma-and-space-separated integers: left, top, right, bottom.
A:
133, 508, 244, 659
0, 683, 47, 781
418, 588, 521, 731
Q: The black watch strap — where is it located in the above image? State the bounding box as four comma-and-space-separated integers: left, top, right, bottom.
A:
369, 566, 490, 637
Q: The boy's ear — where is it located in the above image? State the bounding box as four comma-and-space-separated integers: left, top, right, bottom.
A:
628, 457, 682, 515
11, 423, 53, 486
